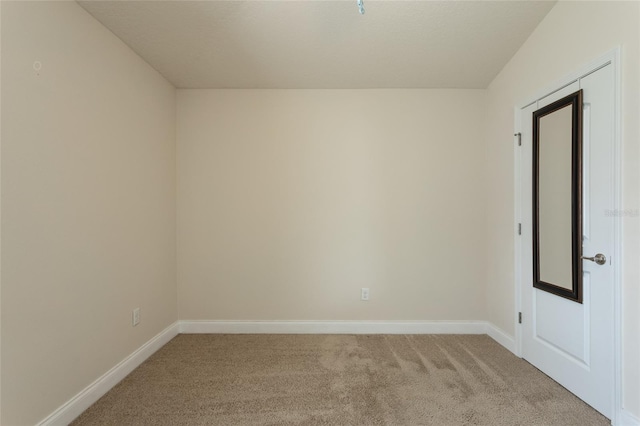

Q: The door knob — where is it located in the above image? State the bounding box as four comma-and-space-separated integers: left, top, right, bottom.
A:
582, 253, 606, 265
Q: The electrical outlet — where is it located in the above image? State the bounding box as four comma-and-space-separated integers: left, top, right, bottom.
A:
132, 308, 140, 326
361, 288, 370, 301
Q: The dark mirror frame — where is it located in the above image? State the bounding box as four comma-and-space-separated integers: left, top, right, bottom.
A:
532, 90, 583, 303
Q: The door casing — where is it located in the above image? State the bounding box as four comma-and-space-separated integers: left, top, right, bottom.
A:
513, 48, 623, 424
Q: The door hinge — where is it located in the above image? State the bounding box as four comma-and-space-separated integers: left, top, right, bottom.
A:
518, 312, 522, 324
514, 132, 522, 146
518, 223, 522, 235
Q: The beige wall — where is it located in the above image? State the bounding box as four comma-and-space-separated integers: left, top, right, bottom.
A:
1, 2, 177, 425
485, 1, 640, 417
177, 89, 487, 322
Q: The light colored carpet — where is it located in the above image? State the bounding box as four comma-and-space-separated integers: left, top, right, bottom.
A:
72, 334, 609, 425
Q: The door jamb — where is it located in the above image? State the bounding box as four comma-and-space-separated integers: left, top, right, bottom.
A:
513, 47, 623, 424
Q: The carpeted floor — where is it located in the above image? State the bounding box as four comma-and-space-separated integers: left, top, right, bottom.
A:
72, 334, 609, 425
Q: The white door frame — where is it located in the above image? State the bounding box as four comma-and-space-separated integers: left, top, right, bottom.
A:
513, 47, 623, 424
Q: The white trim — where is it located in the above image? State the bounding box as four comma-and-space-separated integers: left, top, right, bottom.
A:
36, 322, 180, 426
610, 47, 625, 426
35, 319, 521, 425
514, 47, 624, 425
180, 319, 517, 354
179, 320, 489, 335
619, 410, 640, 426
513, 105, 523, 358
486, 322, 517, 355
515, 49, 616, 109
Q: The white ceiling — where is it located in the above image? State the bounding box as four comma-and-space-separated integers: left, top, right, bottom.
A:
77, 0, 556, 89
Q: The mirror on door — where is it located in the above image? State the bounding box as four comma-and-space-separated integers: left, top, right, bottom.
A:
532, 90, 583, 303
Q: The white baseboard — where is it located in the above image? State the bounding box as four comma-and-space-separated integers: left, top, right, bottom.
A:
619, 409, 640, 426
179, 320, 517, 355
35, 319, 519, 425
179, 320, 489, 335
37, 321, 179, 426
485, 322, 517, 355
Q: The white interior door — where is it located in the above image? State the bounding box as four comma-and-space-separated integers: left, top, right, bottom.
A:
519, 63, 615, 418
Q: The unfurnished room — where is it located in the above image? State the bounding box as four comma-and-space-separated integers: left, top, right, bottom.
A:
0, 1, 639, 425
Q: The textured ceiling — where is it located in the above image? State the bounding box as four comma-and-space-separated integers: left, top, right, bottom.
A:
78, 1, 556, 89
